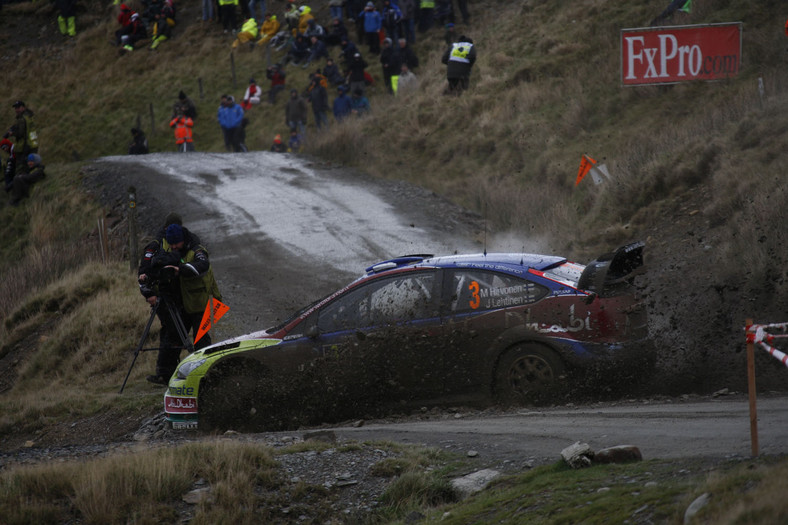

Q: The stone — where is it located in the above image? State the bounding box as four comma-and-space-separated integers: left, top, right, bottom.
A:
684, 492, 710, 524
303, 430, 337, 443
182, 487, 213, 504
594, 445, 643, 464
450, 469, 501, 499
561, 441, 593, 469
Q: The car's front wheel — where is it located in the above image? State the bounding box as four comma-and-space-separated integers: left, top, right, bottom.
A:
199, 358, 281, 432
494, 343, 567, 405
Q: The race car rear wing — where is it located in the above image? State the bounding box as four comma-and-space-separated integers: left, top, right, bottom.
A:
577, 241, 645, 295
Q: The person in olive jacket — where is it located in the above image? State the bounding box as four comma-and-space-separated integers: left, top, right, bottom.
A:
137, 216, 222, 385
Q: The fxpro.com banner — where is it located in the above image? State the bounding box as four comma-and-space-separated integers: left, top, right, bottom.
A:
621, 23, 741, 86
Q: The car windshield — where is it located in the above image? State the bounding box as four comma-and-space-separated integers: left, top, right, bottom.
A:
264, 293, 332, 333
542, 262, 584, 288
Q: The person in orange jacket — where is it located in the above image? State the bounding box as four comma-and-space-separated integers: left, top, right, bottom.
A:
169, 110, 195, 152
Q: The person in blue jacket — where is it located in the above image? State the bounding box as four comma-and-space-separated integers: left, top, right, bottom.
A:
358, 1, 382, 55
332, 84, 353, 122
217, 94, 248, 152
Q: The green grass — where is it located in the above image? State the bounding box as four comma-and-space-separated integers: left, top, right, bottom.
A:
2, 439, 786, 524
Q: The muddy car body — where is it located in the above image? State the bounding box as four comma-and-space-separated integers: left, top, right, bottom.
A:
165, 242, 649, 430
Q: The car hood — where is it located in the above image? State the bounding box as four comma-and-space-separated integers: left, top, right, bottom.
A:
190, 330, 281, 358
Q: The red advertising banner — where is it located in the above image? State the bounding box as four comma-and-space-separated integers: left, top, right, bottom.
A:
621, 23, 741, 86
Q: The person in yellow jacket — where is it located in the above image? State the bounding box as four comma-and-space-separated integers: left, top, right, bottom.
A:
295, 5, 313, 36
55, 0, 77, 37
169, 111, 195, 152
232, 17, 259, 48
219, 0, 239, 33
256, 13, 281, 46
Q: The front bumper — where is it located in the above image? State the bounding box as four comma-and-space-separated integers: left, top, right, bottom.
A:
164, 388, 199, 429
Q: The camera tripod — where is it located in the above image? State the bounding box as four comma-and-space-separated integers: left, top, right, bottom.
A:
119, 295, 194, 394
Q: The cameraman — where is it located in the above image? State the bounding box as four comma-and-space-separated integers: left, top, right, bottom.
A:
138, 215, 222, 385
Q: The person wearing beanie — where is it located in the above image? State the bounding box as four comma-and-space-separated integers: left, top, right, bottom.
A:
358, 0, 382, 55
270, 133, 287, 152
169, 107, 195, 152
4, 100, 38, 175
441, 34, 476, 95
266, 63, 287, 104
379, 36, 400, 93
285, 88, 308, 139
241, 78, 261, 110
173, 91, 198, 120
332, 83, 352, 122
9, 152, 45, 206
217, 94, 248, 152
118, 12, 147, 51
137, 215, 221, 385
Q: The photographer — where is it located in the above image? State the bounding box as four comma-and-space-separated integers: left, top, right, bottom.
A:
138, 215, 222, 385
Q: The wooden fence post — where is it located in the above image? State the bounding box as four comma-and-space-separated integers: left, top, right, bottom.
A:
149, 103, 155, 137
98, 217, 109, 263
128, 186, 138, 272
746, 318, 759, 457
230, 51, 237, 88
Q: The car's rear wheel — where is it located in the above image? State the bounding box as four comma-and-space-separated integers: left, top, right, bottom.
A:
494, 343, 567, 405
199, 359, 280, 432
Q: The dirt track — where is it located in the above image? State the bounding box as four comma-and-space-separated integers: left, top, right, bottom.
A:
88, 153, 486, 337
74, 152, 788, 465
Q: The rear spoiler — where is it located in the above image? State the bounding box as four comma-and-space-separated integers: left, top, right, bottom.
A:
577, 241, 645, 294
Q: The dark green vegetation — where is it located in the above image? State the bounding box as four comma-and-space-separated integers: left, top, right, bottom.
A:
1, 0, 788, 522
2, 439, 788, 524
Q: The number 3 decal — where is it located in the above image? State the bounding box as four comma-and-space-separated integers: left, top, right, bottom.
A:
468, 280, 480, 309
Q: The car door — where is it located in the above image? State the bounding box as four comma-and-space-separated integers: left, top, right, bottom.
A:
439, 268, 550, 394
306, 269, 444, 401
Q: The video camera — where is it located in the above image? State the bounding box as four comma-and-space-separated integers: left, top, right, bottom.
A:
145, 251, 181, 286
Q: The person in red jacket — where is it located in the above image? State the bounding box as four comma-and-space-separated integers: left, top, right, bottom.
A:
0, 138, 17, 192
169, 110, 195, 152
241, 78, 261, 110
118, 13, 147, 51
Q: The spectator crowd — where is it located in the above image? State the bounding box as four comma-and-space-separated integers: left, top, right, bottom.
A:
1, 0, 477, 187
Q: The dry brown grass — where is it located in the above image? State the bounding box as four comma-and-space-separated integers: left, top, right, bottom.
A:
0, 440, 280, 524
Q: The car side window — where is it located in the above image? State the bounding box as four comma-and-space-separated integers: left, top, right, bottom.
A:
318, 272, 436, 332
448, 270, 547, 313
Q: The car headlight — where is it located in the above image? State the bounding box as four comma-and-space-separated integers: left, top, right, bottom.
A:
176, 358, 207, 380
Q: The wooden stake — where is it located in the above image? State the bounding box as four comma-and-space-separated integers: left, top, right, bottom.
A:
128, 186, 138, 272
746, 318, 759, 457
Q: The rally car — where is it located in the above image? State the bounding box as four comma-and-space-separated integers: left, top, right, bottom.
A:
165, 242, 650, 430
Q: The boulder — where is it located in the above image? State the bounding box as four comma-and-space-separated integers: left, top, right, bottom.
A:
561, 441, 593, 469
450, 469, 501, 499
594, 445, 643, 464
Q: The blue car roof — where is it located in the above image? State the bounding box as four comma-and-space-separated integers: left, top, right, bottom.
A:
365, 253, 568, 275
